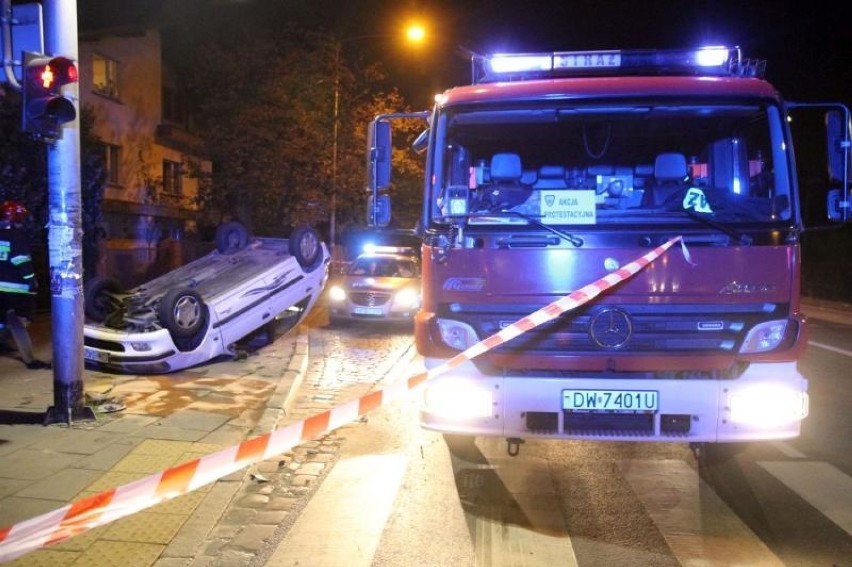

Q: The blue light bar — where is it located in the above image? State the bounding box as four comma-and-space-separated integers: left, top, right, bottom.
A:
479, 46, 754, 83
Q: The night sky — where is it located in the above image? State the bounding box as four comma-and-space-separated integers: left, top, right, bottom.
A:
77, 0, 850, 107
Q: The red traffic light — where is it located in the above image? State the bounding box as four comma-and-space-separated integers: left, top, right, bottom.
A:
21, 52, 78, 141
26, 55, 78, 91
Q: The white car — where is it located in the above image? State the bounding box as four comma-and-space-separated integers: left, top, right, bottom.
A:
83, 222, 329, 374
327, 247, 421, 325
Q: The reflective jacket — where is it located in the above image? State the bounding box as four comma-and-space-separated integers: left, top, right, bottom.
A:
0, 228, 36, 295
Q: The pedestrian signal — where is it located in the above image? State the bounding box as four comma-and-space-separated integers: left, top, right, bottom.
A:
21, 52, 77, 141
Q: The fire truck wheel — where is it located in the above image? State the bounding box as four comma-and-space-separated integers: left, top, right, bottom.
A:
158, 287, 208, 340
215, 221, 250, 254
289, 225, 323, 271
84, 276, 123, 323
691, 442, 749, 467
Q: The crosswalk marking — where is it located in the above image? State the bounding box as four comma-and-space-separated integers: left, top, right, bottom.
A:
466, 447, 579, 567
769, 441, 807, 459
267, 453, 407, 566
758, 460, 852, 537
622, 459, 784, 566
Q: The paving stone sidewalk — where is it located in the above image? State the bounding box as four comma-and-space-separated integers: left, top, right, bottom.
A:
0, 313, 310, 567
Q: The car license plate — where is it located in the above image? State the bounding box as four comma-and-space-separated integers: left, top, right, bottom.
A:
354, 306, 383, 316
563, 389, 658, 412
83, 347, 109, 363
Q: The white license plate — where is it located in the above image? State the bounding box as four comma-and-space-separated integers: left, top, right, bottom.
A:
354, 306, 384, 316
83, 347, 109, 363
563, 389, 658, 412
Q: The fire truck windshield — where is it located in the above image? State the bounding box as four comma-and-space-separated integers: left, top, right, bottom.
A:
430, 101, 791, 229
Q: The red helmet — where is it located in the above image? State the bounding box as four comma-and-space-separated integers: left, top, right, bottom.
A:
0, 201, 29, 225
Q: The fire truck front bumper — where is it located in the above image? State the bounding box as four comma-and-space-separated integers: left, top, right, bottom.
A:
420, 359, 809, 443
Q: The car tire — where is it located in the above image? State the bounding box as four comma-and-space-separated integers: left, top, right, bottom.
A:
215, 221, 250, 254
84, 276, 123, 322
289, 225, 322, 271
158, 287, 208, 340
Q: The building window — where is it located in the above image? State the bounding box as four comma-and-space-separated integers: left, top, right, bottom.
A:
163, 160, 183, 196
92, 54, 120, 98
162, 86, 188, 127
98, 143, 121, 186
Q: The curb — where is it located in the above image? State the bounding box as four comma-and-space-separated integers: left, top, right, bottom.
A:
161, 325, 313, 564
249, 326, 311, 438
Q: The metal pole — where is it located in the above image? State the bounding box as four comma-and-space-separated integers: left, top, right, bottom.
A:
1, 0, 21, 88
330, 41, 340, 252
43, 0, 93, 424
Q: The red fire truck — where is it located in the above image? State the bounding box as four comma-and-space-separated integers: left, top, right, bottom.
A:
366, 46, 851, 462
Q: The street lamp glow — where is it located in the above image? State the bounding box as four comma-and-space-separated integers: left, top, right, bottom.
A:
328, 23, 428, 250
405, 23, 426, 44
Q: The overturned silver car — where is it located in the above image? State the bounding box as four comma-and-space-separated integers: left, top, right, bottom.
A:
83, 222, 329, 374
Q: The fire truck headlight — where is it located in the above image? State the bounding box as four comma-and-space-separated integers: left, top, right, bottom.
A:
424, 381, 494, 420
436, 318, 479, 350
728, 385, 809, 427
740, 319, 788, 353
328, 285, 346, 302
393, 287, 420, 309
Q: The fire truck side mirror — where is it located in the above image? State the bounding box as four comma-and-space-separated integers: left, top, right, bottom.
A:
367, 194, 391, 227
369, 119, 392, 191
825, 109, 851, 185
826, 189, 850, 222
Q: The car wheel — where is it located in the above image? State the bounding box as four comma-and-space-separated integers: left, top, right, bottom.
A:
289, 225, 322, 271
215, 221, 250, 254
84, 276, 123, 322
158, 287, 208, 340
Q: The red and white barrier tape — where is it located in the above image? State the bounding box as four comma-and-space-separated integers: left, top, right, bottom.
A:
0, 236, 681, 562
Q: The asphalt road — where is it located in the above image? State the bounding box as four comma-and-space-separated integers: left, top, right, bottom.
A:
258, 310, 852, 566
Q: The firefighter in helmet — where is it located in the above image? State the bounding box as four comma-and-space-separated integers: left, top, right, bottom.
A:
0, 201, 49, 369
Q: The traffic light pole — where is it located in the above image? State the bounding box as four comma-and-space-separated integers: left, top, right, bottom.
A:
42, 0, 93, 425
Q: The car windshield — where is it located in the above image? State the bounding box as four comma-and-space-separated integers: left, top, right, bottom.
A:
348, 257, 417, 278
430, 101, 792, 228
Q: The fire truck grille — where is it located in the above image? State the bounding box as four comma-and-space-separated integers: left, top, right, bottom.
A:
445, 302, 791, 357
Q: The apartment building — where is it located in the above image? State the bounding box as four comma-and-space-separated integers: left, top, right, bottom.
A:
78, 26, 212, 287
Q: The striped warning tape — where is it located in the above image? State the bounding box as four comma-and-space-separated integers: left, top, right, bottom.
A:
0, 236, 681, 562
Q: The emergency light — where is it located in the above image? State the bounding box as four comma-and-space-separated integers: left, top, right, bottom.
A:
479, 46, 761, 83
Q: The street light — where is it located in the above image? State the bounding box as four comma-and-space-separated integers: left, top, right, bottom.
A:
329, 23, 426, 252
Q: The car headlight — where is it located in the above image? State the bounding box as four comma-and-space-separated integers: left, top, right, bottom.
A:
436, 318, 479, 350
740, 319, 788, 353
328, 285, 346, 302
393, 287, 420, 309
130, 342, 153, 352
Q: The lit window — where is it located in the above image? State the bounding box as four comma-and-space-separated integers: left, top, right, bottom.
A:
92, 54, 119, 98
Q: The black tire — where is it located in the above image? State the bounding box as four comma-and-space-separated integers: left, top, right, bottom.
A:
84, 276, 123, 322
289, 225, 322, 271
692, 442, 749, 467
215, 221, 250, 254
157, 287, 208, 340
